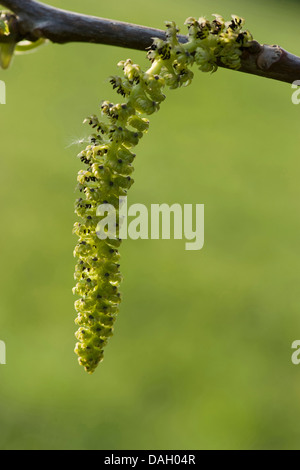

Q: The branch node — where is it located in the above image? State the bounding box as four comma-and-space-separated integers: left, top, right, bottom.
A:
257, 44, 282, 71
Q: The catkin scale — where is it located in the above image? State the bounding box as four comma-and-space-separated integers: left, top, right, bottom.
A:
73, 15, 253, 373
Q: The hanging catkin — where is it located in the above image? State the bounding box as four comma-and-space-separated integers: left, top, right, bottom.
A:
73, 16, 253, 373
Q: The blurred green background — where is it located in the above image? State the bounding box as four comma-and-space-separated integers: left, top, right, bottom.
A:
0, 0, 300, 450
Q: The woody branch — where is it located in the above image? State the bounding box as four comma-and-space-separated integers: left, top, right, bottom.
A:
1, 0, 300, 84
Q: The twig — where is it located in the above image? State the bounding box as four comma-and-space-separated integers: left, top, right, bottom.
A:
1, 0, 300, 84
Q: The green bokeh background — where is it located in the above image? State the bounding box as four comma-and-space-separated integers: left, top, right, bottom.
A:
0, 0, 299, 450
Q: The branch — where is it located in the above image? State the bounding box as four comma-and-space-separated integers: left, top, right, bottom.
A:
1, 0, 300, 84
0, 0, 181, 49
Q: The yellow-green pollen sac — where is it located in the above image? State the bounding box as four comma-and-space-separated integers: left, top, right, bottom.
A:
73, 15, 253, 374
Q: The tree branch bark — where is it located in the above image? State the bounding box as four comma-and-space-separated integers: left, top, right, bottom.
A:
1, 0, 300, 84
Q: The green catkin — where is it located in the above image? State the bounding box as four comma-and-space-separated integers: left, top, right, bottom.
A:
73, 15, 253, 374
